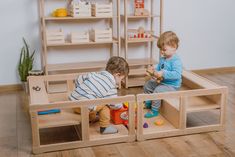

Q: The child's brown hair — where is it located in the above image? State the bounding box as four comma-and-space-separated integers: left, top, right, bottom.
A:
106, 56, 129, 76
157, 31, 180, 50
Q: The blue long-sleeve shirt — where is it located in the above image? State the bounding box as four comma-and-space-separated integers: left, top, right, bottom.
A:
155, 54, 182, 88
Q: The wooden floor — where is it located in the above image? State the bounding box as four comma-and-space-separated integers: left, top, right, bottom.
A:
1, 72, 235, 157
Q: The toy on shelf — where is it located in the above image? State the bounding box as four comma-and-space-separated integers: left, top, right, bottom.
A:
143, 122, 148, 128
68, 0, 91, 17
70, 31, 90, 43
91, 2, 113, 17
90, 28, 112, 42
134, 0, 149, 16
38, 109, 61, 115
46, 29, 65, 45
128, 27, 153, 40
154, 119, 164, 126
52, 8, 68, 17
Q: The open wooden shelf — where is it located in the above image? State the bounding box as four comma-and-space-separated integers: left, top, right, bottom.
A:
122, 37, 157, 43
128, 58, 156, 66
121, 15, 160, 19
143, 111, 177, 134
47, 39, 118, 47
44, 16, 116, 21
47, 60, 106, 72
38, 109, 81, 129
163, 95, 220, 113
129, 68, 146, 76
128, 77, 145, 87
89, 123, 129, 141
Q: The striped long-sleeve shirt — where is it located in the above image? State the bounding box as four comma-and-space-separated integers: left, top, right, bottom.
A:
69, 71, 122, 110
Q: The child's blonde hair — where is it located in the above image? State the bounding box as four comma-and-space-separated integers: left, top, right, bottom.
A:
157, 31, 179, 50
106, 56, 129, 76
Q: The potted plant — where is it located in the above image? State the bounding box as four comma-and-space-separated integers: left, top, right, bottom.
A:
18, 38, 35, 93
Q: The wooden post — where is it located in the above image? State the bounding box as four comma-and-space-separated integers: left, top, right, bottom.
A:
137, 101, 144, 141
128, 100, 135, 137
220, 90, 227, 129
81, 106, 89, 141
30, 112, 40, 151
179, 96, 187, 129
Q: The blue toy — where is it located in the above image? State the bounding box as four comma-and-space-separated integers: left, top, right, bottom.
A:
38, 109, 61, 115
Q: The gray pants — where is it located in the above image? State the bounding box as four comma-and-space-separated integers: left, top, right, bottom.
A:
143, 80, 177, 111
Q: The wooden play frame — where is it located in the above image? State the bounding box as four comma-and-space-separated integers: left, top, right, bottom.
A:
28, 74, 136, 154
136, 70, 228, 141
28, 70, 228, 154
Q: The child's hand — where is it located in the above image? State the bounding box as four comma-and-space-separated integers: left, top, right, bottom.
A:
146, 65, 155, 77
147, 65, 154, 73
155, 71, 163, 78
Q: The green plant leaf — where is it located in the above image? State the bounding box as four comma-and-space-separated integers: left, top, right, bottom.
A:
18, 38, 36, 82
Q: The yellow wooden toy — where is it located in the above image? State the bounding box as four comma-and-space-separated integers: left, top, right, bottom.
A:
154, 119, 164, 126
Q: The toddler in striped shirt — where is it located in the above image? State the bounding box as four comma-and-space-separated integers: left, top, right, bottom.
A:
69, 56, 129, 134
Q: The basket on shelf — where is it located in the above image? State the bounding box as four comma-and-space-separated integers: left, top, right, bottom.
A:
46, 29, 65, 45
90, 28, 112, 42
70, 31, 90, 43
68, 0, 91, 17
91, 2, 113, 17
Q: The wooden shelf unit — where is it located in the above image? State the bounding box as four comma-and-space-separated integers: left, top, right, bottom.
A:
38, 0, 121, 75
136, 70, 228, 141
121, 14, 160, 19
47, 39, 118, 47
28, 74, 136, 154
47, 60, 107, 73
43, 16, 116, 21
123, 0, 163, 88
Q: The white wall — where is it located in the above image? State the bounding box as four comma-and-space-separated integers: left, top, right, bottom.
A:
0, 0, 235, 85
164, 0, 235, 69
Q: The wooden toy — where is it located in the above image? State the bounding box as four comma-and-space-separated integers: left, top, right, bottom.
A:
143, 122, 148, 128
52, 8, 68, 17
154, 119, 164, 126
46, 29, 65, 45
146, 70, 163, 83
68, 0, 91, 17
134, 0, 149, 16
28, 74, 136, 154
38, 109, 61, 115
136, 70, 228, 141
128, 27, 153, 40
91, 2, 113, 17
90, 28, 112, 42
70, 31, 89, 43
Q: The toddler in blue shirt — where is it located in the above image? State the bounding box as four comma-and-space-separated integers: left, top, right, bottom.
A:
144, 31, 183, 118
